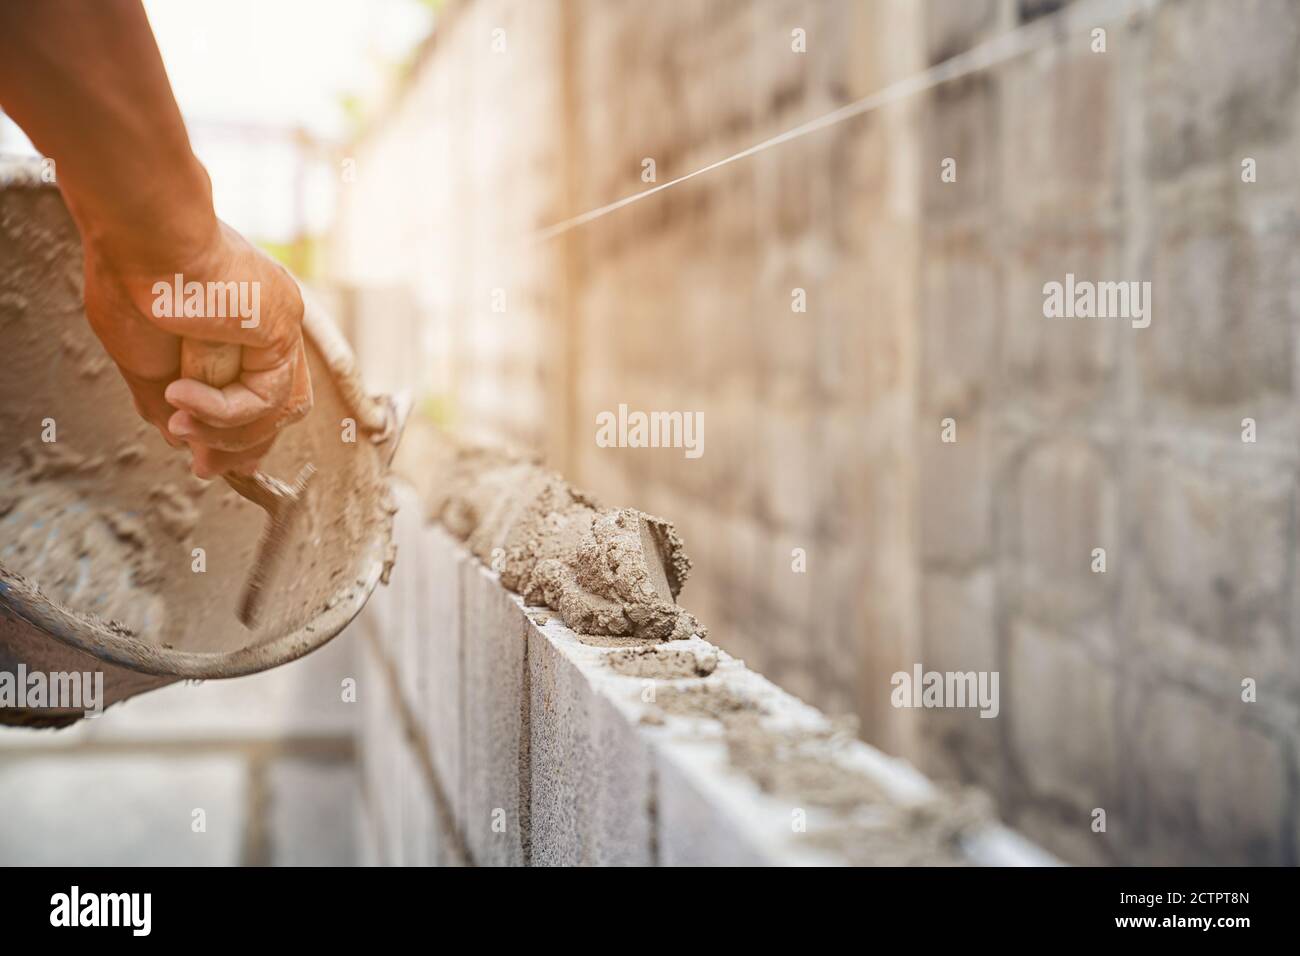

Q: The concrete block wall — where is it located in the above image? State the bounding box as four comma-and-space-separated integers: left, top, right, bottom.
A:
914, 0, 1300, 866
355, 482, 1051, 866
334, 0, 1300, 865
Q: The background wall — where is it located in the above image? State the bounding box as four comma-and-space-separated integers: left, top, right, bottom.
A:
332, 0, 1300, 866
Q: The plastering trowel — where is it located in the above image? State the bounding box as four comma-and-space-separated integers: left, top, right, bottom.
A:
179, 338, 316, 629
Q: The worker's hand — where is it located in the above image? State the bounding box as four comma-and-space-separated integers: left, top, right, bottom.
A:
82, 218, 313, 478
0, 0, 312, 477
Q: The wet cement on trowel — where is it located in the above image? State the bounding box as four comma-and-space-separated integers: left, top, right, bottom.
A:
401, 425, 995, 865
404, 431, 703, 643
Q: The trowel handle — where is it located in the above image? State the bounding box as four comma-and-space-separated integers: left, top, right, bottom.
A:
179, 339, 255, 492
180, 338, 242, 389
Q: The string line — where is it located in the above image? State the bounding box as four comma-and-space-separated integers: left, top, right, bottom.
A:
531, 0, 1158, 244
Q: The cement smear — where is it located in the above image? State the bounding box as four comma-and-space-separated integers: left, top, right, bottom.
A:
652, 681, 991, 864
607, 644, 718, 679
405, 431, 704, 643
0, 474, 167, 635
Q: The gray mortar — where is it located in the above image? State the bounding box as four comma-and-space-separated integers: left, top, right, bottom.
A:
399, 429, 704, 643
650, 680, 993, 863
607, 644, 718, 679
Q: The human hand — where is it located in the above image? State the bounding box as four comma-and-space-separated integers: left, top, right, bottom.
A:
82, 219, 312, 478
0, 0, 313, 476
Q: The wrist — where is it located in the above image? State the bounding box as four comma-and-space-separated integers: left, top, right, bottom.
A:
69, 148, 220, 276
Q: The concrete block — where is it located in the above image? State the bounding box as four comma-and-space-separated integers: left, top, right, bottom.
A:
358, 633, 404, 865
267, 758, 359, 866
390, 483, 426, 713
526, 618, 654, 866
420, 524, 465, 833
326, 0, 1300, 869
0, 754, 247, 865
756, 528, 818, 633
924, 0, 1000, 63
460, 559, 528, 865
1131, 683, 1289, 865
919, 411, 991, 568
1144, 0, 1300, 179
1006, 437, 1118, 627
356, 795, 381, 866
1000, 232, 1119, 408
654, 742, 779, 866
1134, 450, 1291, 679
1010, 803, 1118, 867
922, 568, 998, 675
398, 731, 433, 866
921, 74, 996, 218
1141, 207, 1291, 406
1000, 46, 1117, 225
648, 664, 915, 867
920, 245, 998, 417
376, 723, 406, 867
964, 811, 1069, 867
1007, 622, 1118, 813
918, 568, 1001, 791
429, 793, 467, 867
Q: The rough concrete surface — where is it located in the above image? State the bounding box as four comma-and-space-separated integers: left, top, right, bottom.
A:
409, 432, 703, 643
366, 439, 1054, 866
335, 0, 1300, 866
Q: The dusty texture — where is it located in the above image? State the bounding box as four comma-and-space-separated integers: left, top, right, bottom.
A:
404, 429, 704, 642
607, 645, 717, 679
2, 459, 169, 632
806, 790, 994, 867
0, 166, 399, 722
650, 680, 991, 865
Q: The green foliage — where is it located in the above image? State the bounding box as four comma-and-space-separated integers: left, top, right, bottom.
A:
256, 236, 323, 279
419, 393, 455, 427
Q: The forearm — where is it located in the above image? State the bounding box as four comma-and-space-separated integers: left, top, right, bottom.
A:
0, 0, 216, 268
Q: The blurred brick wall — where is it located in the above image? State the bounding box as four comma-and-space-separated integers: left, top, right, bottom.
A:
916, 0, 1300, 866
331, 0, 565, 451
334, 0, 925, 757
333, 0, 1300, 865
562, 0, 924, 756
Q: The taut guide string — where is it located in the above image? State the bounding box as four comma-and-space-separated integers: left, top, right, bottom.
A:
530, 0, 1159, 244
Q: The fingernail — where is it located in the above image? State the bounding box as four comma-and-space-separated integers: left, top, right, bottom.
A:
168, 412, 192, 439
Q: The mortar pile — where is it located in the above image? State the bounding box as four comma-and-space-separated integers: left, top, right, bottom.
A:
403, 430, 703, 643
